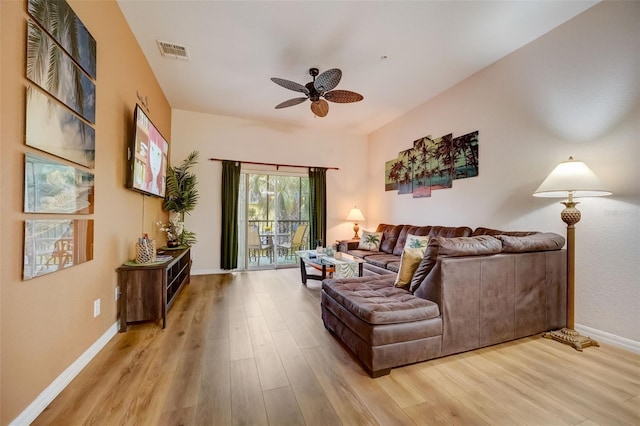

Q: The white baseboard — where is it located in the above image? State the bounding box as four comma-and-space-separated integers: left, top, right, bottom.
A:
575, 324, 640, 354
10, 322, 118, 426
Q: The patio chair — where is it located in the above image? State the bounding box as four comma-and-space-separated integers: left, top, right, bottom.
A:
276, 223, 308, 259
248, 225, 272, 265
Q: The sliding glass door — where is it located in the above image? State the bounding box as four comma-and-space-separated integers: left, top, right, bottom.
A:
238, 171, 310, 270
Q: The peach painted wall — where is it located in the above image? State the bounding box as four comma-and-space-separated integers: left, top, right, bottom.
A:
170, 109, 368, 273
367, 2, 640, 342
0, 0, 171, 423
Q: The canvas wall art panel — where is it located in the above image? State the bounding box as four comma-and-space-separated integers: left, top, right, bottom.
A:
425, 133, 453, 192
452, 130, 479, 179
26, 86, 95, 168
26, 20, 96, 124
27, 0, 97, 79
384, 160, 399, 191
396, 147, 416, 195
23, 219, 94, 280
24, 153, 94, 214
384, 130, 478, 198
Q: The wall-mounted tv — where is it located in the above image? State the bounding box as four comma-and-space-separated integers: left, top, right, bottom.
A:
127, 105, 169, 198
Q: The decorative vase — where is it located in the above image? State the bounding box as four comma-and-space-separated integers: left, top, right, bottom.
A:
167, 240, 180, 248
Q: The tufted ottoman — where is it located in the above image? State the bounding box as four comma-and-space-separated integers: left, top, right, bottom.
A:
321, 275, 443, 377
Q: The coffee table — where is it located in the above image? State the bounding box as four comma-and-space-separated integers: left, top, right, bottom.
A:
295, 250, 364, 284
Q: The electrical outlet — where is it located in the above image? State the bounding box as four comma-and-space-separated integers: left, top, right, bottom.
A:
93, 299, 101, 317
115, 286, 120, 301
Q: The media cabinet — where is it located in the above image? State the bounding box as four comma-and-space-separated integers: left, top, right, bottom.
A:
117, 247, 191, 332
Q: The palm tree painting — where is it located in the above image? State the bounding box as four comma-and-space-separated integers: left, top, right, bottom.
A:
383, 130, 478, 198
412, 136, 434, 198
430, 133, 453, 191
28, 0, 97, 79
27, 20, 96, 124
397, 148, 415, 195
452, 131, 479, 179
26, 86, 95, 168
384, 160, 398, 191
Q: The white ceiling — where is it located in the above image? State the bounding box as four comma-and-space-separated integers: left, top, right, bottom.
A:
116, 1, 598, 135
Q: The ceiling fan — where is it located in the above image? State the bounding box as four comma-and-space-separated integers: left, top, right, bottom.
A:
271, 68, 364, 117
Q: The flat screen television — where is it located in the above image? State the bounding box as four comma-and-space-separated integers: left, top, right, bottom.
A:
127, 105, 169, 198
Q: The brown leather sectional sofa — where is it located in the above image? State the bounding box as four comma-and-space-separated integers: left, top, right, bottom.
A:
323, 224, 567, 377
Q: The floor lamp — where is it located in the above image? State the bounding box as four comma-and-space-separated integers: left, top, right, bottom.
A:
533, 157, 611, 351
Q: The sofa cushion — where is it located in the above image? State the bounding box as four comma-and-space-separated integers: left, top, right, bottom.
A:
472, 227, 539, 237
386, 261, 400, 273
358, 230, 383, 251
376, 224, 405, 254
394, 248, 426, 290
498, 233, 565, 252
347, 249, 377, 259
364, 253, 401, 269
409, 235, 502, 293
322, 276, 440, 325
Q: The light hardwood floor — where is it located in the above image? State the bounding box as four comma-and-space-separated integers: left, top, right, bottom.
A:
34, 269, 640, 425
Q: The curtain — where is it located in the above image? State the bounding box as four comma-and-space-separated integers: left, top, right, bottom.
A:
308, 167, 327, 248
221, 160, 241, 270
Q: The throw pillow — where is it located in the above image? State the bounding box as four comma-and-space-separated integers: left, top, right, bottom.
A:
357, 230, 383, 251
394, 247, 426, 289
404, 234, 430, 250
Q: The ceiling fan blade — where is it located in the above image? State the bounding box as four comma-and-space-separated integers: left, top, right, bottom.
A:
271, 78, 310, 95
310, 100, 329, 117
275, 97, 308, 109
324, 90, 364, 103
314, 68, 341, 93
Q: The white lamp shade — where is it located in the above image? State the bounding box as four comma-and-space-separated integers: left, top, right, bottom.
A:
533, 157, 612, 198
346, 207, 365, 222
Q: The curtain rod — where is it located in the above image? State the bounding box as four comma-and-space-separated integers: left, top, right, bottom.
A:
208, 158, 339, 171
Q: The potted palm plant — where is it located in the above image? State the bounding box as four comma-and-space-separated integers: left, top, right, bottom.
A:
162, 151, 199, 246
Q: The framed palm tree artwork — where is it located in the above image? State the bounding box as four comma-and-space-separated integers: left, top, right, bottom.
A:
452, 131, 479, 179
27, 0, 97, 79
396, 147, 416, 195
384, 160, 399, 191
415, 133, 453, 198
26, 20, 96, 124
384, 130, 479, 198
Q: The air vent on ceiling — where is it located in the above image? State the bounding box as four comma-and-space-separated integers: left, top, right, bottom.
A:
156, 40, 190, 61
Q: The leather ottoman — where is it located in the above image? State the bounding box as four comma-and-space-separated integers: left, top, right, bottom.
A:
321, 275, 442, 377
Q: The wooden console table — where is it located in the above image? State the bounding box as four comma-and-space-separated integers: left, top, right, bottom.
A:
117, 247, 191, 332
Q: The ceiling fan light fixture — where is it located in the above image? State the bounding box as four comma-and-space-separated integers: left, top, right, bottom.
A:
271, 67, 363, 118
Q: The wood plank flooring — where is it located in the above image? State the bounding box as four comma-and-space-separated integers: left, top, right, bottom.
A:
34, 269, 640, 425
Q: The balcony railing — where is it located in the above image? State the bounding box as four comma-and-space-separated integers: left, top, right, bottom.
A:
248, 219, 308, 242
247, 219, 309, 267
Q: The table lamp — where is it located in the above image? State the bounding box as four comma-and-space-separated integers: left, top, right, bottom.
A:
346, 206, 365, 239
533, 156, 611, 350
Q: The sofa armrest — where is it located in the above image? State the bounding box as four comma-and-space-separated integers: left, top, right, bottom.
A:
338, 239, 360, 252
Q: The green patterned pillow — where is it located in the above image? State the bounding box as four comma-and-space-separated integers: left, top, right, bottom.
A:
357, 230, 383, 251
404, 234, 429, 250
